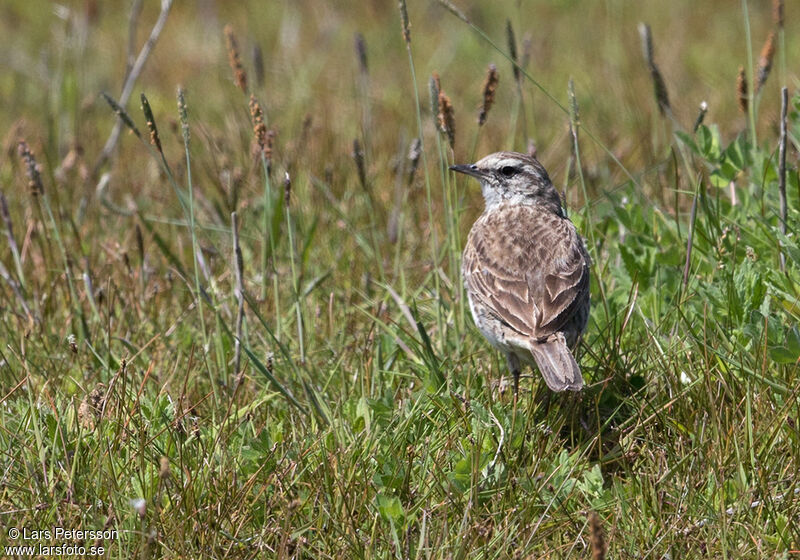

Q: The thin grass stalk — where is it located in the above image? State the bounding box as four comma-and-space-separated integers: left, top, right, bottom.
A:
250, 97, 281, 337
352, 138, 386, 283
232, 211, 244, 381
505, 19, 528, 150
176, 89, 214, 385
0, 192, 25, 288
682, 181, 700, 291
741, 0, 758, 146
391, 139, 421, 290
398, 0, 444, 343
433, 77, 461, 338
778, 86, 788, 272
284, 173, 304, 365
434, 108, 461, 345
567, 82, 608, 321
354, 32, 371, 152
774, 0, 786, 91
260, 156, 281, 339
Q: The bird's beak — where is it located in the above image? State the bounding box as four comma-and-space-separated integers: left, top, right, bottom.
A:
449, 164, 485, 179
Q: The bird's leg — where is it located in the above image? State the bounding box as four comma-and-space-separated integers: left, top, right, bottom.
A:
506, 352, 522, 396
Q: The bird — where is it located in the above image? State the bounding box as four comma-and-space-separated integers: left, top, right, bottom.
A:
451, 151, 590, 393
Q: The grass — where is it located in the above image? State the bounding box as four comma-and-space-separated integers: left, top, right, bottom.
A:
1, 0, 799, 557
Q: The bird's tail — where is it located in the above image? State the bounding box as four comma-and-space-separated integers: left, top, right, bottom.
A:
529, 335, 583, 392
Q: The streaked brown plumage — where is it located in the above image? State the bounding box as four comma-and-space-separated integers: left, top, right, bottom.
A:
452, 151, 590, 392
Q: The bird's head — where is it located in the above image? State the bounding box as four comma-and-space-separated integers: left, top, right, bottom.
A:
450, 151, 564, 214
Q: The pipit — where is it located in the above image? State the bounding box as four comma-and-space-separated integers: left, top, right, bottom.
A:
452, 151, 590, 393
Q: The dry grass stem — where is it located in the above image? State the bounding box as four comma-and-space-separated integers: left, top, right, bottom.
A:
478, 64, 499, 126
755, 32, 775, 94
232, 211, 245, 378
224, 24, 248, 93
778, 86, 788, 271
736, 66, 748, 113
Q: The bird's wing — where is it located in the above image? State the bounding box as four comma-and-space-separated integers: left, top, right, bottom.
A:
463, 205, 589, 340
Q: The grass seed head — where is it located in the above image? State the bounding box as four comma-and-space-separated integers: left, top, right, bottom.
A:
354, 32, 368, 75
352, 138, 367, 190
638, 23, 670, 115
140, 93, 162, 154
252, 44, 264, 88
398, 0, 411, 45
755, 31, 776, 95
478, 63, 499, 126
506, 19, 520, 83
265, 129, 276, 172
737, 66, 748, 113
135, 223, 144, 264
101, 92, 141, 139
589, 512, 606, 560
650, 67, 670, 115
177, 87, 189, 145
773, 0, 784, 29
437, 89, 456, 150
283, 172, 292, 207
249, 94, 268, 159
521, 34, 532, 73
17, 140, 44, 195
638, 23, 654, 67
429, 72, 441, 128
568, 78, 580, 127
224, 24, 248, 93
159, 456, 171, 479
407, 137, 422, 186
437, 0, 470, 23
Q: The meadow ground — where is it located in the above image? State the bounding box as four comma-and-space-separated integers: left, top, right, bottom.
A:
1, 0, 799, 557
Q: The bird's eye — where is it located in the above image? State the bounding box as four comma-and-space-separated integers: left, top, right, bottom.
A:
500, 166, 518, 177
